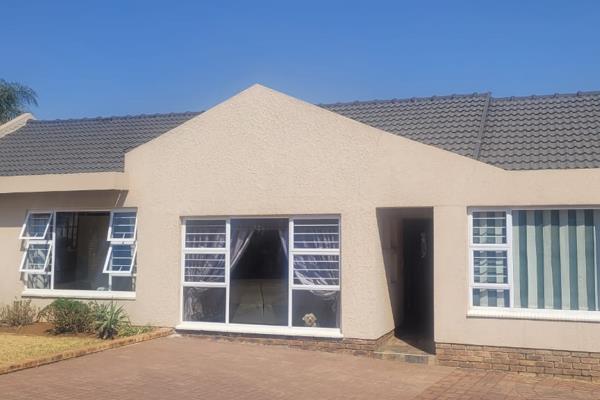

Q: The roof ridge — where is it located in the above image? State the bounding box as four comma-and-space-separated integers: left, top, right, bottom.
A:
472, 94, 492, 160
29, 111, 201, 124
320, 92, 492, 107
491, 90, 600, 102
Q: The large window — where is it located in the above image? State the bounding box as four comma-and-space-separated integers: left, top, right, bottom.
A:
181, 217, 341, 331
19, 209, 137, 293
469, 208, 600, 312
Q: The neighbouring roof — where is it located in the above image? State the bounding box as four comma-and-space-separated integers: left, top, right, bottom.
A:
0, 112, 200, 176
0, 90, 599, 176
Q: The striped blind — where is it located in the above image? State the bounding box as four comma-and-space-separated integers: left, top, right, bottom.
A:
512, 210, 600, 311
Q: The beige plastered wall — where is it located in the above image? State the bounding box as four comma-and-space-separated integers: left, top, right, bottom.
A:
3, 85, 600, 351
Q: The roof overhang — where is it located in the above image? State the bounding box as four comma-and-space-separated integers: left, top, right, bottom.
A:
0, 172, 128, 194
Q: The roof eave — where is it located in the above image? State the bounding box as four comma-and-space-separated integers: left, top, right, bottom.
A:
0, 172, 128, 194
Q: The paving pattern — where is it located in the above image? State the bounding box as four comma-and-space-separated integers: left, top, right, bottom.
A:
1, 335, 599, 399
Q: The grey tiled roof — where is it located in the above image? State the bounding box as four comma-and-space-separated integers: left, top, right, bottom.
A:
0, 112, 200, 176
322, 91, 600, 170
0, 91, 599, 176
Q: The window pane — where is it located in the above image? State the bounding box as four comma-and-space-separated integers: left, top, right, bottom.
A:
106, 244, 135, 274
111, 276, 134, 291
21, 243, 51, 273
292, 290, 340, 328
184, 253, 226, 283
182, 287, 226, 322
185, 220, 226, 248
111, 212, 137, 240
26, 273, 51, 289
473, 250, 508, 284
293, 254, 339, 286
293, 219, 339, 249
23, 213, 51, 239
473, 288, 510, 308
472, 211, 506, 244
512, 209, 600, 311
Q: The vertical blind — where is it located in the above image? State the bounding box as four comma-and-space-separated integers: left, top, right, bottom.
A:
512, 209, 600, 311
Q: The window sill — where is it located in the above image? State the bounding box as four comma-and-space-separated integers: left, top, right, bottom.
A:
176, 322, 343, 338
22, 289, 136, 301
468, 307, 600, 323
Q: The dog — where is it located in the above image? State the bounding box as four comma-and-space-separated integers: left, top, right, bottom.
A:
302, 313, 318, 327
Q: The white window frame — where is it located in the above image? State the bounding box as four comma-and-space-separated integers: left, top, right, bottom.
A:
19, 211, 53, 240
20, 208, 137, 296
107, 209, 138, 243
178, 215, 342, 338
468, 208, 513, 309
102, 244, 138, 276
19, 242, 52, 274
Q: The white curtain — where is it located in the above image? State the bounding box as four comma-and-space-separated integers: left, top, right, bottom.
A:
230, 229, 254, 272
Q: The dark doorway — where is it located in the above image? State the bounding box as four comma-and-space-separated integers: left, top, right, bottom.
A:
400, 218, 434, 352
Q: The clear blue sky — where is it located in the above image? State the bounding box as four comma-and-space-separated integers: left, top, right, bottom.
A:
2, 0, 599, 119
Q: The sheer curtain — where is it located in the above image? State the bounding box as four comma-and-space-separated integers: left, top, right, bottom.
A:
230, 229, 254, 272
292, 221, 339, 298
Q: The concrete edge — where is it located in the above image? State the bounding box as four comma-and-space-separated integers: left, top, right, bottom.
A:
0, 327, 173, 375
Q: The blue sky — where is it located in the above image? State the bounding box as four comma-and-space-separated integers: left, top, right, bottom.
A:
2, 1, 599, 119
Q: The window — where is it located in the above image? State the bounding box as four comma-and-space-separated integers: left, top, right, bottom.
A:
469, 208, 600, 312
104, 210, 138, 278
19, 209, 137, 292
180, 216, 341, 331
290, 218, 341, 328
182, 220, 228, 322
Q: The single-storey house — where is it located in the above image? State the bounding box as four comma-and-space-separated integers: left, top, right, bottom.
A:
1, 84, 600, 374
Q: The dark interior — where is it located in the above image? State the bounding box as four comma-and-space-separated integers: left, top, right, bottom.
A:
399, 218, 434, 353
54, 211, 111, 290
229, 219, 288, 326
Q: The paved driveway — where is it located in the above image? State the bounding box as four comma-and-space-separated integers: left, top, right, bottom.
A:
1, 335, 600, 399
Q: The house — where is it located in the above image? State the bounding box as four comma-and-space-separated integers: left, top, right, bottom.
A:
1, 84, 600, 375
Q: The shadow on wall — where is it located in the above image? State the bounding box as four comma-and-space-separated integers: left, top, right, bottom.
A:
0, 191, 127, 228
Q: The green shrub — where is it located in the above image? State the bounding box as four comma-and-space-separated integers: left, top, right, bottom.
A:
91, 301, 129, 340
0, 299, 38, 327
39, 299, 94, 334
118, 324, 153, 337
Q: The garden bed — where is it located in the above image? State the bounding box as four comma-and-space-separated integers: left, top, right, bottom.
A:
0, 326, 173, 375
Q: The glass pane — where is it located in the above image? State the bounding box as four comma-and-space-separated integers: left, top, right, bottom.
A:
107, 244, 135, 274
293, 219, 339, 249
185, 220, 226, 248
184, 253, 225, 283
54, 212, 114, 291
22, 243, 51, 272
182, 287, 226, 322
472, 211, 506, 244
26, 273, 51, 289
111, 276, 134, 291
292, 290, 340, 328
293, 254, 339, 286
472, 288, 510, 308
23, 213, 51, 239
473, 250, 508, 284
111, 212, 137, 240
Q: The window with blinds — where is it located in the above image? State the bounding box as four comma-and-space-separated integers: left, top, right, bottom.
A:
470, 208, 600, 312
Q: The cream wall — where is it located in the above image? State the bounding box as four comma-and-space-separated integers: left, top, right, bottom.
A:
3, 85, 600, 349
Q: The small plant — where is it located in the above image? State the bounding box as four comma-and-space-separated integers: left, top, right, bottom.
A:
91, 301, 129, 340
0, 299, 38, 327
39, 299, 94, 334
118, 324, 153, 337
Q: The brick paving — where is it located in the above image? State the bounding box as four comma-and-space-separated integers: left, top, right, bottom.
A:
1, 335, 600, 399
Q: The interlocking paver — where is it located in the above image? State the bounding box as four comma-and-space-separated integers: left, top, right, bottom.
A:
1, 335, 599, 399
